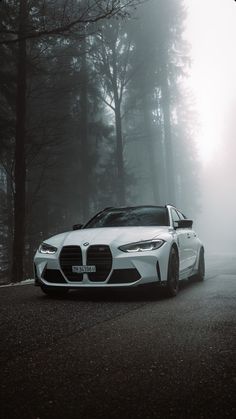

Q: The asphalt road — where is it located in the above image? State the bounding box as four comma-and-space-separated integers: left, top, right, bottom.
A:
0, 253, 235, 419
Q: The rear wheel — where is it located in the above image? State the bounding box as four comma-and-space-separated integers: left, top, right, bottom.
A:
40, 284, 69, 298
195, 248, 205, 282
165, 247, 179, 297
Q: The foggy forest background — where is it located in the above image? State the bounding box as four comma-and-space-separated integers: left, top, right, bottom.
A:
0, 0, 201, 283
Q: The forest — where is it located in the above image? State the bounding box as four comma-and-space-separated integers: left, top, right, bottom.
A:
0, 0, 200, 283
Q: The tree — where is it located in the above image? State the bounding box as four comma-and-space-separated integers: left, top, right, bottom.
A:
124, 0, 193, 205
92, 19, 133, 204
12, 0, 28, 282
0, 0, 139, 282
0, 0, 140, 44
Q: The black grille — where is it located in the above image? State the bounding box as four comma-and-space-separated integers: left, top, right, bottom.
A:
59, 246, 83, 282
87, 245, 112, 282
42, 269, 66, 284
108, 269, 141, 284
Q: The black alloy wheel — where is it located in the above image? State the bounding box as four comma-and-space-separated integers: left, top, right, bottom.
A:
195, 248, 205, 282
40, 284, 69, 298
166, 247, 179, 297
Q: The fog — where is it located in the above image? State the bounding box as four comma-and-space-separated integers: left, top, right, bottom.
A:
0, 0, 236, 282
185, 0, 236, 253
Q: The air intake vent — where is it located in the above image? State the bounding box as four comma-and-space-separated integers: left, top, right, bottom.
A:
86, 245, 112, 282
108, 269, 141, 284
59, 246, 83, 282
42, 269, 66, 284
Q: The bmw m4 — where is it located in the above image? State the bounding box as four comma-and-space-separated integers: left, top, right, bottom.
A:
34, 205, 205, 297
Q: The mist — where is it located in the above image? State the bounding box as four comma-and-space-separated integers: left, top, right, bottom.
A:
0, 0, 235, 282
185, 0, 236, 253
198, 130, 236, 253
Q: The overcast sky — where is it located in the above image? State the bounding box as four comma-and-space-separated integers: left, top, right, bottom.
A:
184, 0, 236, 164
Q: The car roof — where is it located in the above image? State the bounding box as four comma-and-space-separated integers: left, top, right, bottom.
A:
102, 205, 167, 211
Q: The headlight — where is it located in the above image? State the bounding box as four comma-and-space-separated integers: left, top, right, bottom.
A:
39, 243, 57, 254
119, 239, 165, 253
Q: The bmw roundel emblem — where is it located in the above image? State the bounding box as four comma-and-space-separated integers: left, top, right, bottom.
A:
83, 242, 89, 246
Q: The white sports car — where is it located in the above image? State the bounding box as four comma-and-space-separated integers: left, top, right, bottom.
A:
34, 205, 205, 297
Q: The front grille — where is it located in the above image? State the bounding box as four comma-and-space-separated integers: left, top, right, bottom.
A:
59, 246, 83, 282
87, 245, 112, 282
42, 269, 66, 284
108, 269, 141, 284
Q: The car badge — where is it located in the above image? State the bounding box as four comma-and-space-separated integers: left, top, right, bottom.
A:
83, 242, 89, 246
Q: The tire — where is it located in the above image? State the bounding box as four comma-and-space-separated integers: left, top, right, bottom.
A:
165, 247, 179, 297
40, 284, 69, 298
195, 248, 205, 282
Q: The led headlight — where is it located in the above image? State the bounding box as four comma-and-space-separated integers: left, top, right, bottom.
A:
39, 243, 57, 254
119, 239, 165, 253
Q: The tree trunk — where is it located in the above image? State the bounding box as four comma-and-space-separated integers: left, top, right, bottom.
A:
114, 93, 126, 205
111, 41, 126, 206
11, 0, 27, 282
143, 94, 160, 203
80, 36, 90, 221
161, 65, 176, 205
6, 166, 13, 276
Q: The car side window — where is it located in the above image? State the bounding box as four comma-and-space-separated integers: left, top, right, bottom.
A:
176, 210, 186, 220
171, 209, 180, 228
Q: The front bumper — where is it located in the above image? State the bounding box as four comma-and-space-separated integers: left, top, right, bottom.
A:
34, 243, 170, 288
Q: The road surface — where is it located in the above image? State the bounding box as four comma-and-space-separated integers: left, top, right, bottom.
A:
0, 253, 235, 419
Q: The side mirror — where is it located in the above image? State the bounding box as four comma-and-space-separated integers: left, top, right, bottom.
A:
73, 224, 83, 230
176, 219, 193, 229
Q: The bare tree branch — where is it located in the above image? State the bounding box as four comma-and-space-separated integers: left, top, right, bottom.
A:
0, 0, 141, 45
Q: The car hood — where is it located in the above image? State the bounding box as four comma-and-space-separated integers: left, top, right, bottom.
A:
45, 226, 170, 248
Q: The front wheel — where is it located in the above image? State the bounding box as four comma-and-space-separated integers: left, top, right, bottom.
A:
40, 284, 69, 298
165, 247, 179, 297
195, 248, 205, 282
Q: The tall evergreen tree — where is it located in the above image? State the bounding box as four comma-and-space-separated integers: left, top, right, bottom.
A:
92, 19, 133, 205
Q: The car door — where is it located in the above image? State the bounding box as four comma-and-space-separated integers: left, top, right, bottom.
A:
170, 209, 189, 273
176, 210, 197, 269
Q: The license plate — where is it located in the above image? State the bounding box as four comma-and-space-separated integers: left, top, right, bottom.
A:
72, 265, 96, 273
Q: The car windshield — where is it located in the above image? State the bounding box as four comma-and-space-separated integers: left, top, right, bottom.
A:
84, 207, 169, 228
